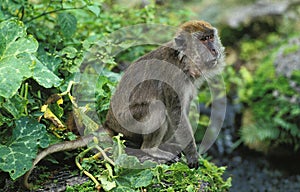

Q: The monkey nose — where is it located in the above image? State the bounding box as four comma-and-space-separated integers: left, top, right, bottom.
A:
211, 49, 218, 57
211, 48, 216, 55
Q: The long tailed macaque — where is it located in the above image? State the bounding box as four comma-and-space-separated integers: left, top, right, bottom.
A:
24, 20, 225, 188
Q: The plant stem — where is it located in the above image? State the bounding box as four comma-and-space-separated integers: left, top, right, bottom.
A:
24, 6, 86, 24
24, 82, 29, 115
75, 147, 101, 189
94, 145, 115, 166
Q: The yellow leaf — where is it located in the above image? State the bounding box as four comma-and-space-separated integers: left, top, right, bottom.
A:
41, 104, 48, 112
44, 108, 65, 128
57, 97, 63, 105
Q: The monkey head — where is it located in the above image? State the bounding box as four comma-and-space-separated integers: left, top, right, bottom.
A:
174, 20, 225, 79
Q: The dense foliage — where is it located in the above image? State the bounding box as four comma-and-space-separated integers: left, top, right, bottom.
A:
239, 35, 300, 153
64, 135, 231, 192
0, 0, 231, 191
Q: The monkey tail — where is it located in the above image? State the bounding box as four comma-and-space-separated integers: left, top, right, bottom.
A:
23, 134, 95, 189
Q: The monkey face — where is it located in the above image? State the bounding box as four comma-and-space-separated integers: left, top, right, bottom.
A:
199, 34, 218, 57
193, 31, 220, 63
174, 21, 225, 79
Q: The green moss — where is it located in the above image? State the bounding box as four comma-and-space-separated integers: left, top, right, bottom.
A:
66, 180, 97, 192
240, 40, 266, 61
291, 70, 300, 82
283, 44, 300, 55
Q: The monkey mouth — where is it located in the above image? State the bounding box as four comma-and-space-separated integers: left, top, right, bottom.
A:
205, 58, 218, 68
211, 59, 218, 67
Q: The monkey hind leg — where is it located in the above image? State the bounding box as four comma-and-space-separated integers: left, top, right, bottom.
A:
141, 137, 181, 164
142, 147, 177, 160
125, 147, 179, 164
158, 142, 182, 159
139, 119, 182, 164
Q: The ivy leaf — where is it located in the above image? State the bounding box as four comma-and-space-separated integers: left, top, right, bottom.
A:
0, 19, 62, 97
2, 94, 27, 119
116, 168, 153, 189
37, 48, 62, 74
58, 12, 77, 38
115, 154, 157, 169
132, 169, 153, 188
33, 58, 62, 88
0, 112, 11, 126
112, 186, 136, 192
0, 19, 38, 98
98, 175, 116, 191
0, 117, 49, 180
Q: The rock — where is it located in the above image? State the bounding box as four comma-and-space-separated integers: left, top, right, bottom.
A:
224, 0, 300, 28
274, 37, 300, 94
274, 37, 300, 78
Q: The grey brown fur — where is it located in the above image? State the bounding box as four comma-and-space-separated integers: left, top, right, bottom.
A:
105, 20, 225, 168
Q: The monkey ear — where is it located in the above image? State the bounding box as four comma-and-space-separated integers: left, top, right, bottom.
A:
174, 34, 187, 51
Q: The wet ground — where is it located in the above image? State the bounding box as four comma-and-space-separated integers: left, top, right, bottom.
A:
211, 147, 300, 192
2, 146, 300, 192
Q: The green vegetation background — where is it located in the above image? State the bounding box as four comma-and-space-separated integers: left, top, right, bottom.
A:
0, 0, 232, 191
1, 0, 300, 191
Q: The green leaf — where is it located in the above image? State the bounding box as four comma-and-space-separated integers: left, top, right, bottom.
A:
0, 112, 11, 126
115, 154, 157, 169
112, 186, 136, 192
167, 162, 190, 172
116, 168, 153, 189
87, 5, 101, 17
132, 169, 153, 188
0, 117, 50, 180
61, 46, 78, 59
37, 48, 62, 74
240, 66, 253, 84
33, 58, 62, 88
187, 185, 195, 192
58, 12, 77, 38
0, 19, 38, 98
98, 175, 116, 191
112, 134, 126, 161
2, 94, 27, 119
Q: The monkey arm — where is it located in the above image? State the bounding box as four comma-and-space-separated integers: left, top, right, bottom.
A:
174, 114, 199, 169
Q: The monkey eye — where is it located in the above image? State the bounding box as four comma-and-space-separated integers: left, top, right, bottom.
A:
200, 36, 209, 41
200, 34, 214, 41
